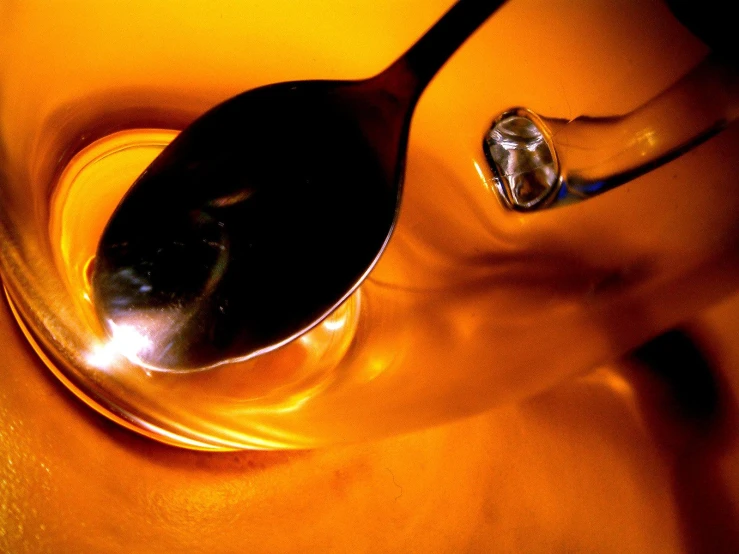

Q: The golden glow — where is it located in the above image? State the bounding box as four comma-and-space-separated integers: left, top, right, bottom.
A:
86, 340, 119, 369
472, 159, 491, 191
41, 128, 364, 443
1, 0, 739, 552
363, 356, 390, 383
3, 287, 218, 450
322, 313, 348, 332
635, 127, 659, 156
49, 129, 177, 333
87, 321, 153, 370
107, 321, 153, 358
2, 0, 736, 456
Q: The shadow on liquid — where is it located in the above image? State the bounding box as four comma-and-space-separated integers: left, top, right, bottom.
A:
631, 329, 739, 553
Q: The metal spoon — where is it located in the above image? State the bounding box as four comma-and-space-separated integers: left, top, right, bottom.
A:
92, 0, 508, 370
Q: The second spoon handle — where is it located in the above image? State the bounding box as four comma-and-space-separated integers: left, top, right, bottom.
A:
551, 53, 738, 199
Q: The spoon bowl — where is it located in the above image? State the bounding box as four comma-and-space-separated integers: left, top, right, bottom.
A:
93, 80, 405, 369
92, 0, 508, 369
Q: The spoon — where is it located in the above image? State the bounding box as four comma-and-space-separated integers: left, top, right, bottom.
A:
92, 0, 508, 370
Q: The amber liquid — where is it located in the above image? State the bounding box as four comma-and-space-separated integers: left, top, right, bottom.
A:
3, 0, 738, 450
4, 5, 739, 554
50, 128, 361, 406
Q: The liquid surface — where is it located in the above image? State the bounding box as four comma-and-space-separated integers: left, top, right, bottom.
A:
47, 130, 360, 448
2, 1, 739, 552
2, 0, 736, 452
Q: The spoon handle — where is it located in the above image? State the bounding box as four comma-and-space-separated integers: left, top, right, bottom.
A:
380, 0, 508, 100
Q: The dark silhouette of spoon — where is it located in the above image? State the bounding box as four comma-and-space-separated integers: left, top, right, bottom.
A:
92, 0, 508, 370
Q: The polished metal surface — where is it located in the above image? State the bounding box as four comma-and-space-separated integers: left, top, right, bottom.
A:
92, 0, 509, 370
